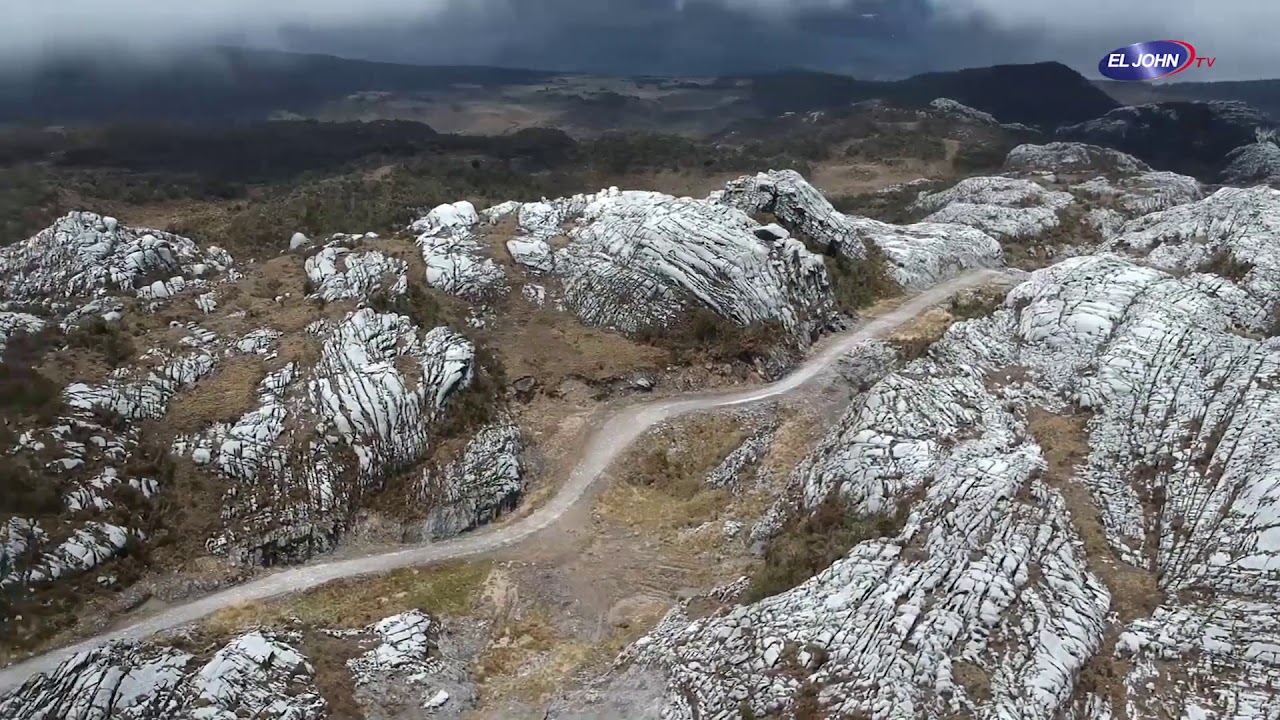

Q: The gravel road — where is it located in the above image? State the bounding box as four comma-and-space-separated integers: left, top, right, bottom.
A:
0, 269, 1006, 693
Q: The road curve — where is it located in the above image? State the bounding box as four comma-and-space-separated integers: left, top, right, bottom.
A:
0, 269, 1006, 693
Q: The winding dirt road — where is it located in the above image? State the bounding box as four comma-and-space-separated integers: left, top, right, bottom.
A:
0, 269, 1005, 692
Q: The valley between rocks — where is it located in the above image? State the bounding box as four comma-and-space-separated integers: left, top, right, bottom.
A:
3, 96, 1280, 719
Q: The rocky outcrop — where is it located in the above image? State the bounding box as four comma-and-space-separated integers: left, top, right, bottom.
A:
0, 211, 234, 308
482, 183, 841, 339
1004, 141, 1150, 174
909, 176, 1075, 240
1102, 186, 1280, 330
411, 202, 506, 300
930, 97, 999, 125
715, 170, 1004, 289
177, 310, 476, 564
1056, 100, 1275, 180
625, 248, 1280, 719
1222, 140, 1280, 187
557, 190, 835, 336
303, 233, 407, 304
412, 422, 525, 540
1069, 171, 1204, 237
0, 612, 473, 720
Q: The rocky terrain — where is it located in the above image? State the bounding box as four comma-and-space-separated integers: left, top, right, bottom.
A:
3, 94, 1280, 720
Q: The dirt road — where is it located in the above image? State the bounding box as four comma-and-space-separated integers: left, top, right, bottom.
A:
0, 269, 1007, 692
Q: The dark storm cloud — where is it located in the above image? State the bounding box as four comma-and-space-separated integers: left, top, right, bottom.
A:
3, 0, 1273, 80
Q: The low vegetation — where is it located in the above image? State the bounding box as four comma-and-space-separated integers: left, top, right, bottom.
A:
203, 560, 493, 636
844, 132, 946, 163
64, 317, 137, 368
637, 307, 786, 368
598, 414, 746, 533
743, 492, 908, 603
824, 244, 900, 313
1198, 248, 1255, 282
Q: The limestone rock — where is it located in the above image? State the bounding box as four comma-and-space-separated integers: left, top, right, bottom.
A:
411, 202, 506, 300
1222, 140, 1280, 186
1004, 141, 1151, 174
910, 176, 1075, 240
413, 423, 524, 539
715, 170, 1003, 289
0, 211, 233, 308
625, 248, 1280, 718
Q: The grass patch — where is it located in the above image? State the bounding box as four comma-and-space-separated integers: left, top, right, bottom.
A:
743, 492, 908, 604
301, 632, 364, 720
886, 307, 954, 361
164, 356, 265, 433
636, 307, 785, 368
948, 284, 1008, 320
64, 317, 136, 368
596, 413, 748, 533
203, 560, 492, 636
825, 245, 900, 314
844, 132, 946, 164
433, 344, 507, 440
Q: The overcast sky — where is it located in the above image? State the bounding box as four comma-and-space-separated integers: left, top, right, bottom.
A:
4, 0, 1275, 80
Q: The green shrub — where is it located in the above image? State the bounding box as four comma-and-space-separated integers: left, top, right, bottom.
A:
433, 344, 507, 439
824, 245, 899, 314
744, 492, 908, 603
636, 307, 784, 367
65, 317, 136, 368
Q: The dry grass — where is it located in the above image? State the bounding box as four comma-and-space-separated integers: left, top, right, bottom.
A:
164, 356, 266, 433
594, 413, 747, 534
886, 308, 955, 361
811, 157, 954, 197
1025, 407, 1161, 719
300, 632, 364, 720
1025, 408, 1161, 621
276, 334, 322, 369
202, 560, 493, 637
477, 294, 666, 387
951, 660, 992, 703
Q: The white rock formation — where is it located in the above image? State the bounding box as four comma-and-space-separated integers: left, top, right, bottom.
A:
413, 422, 524, 539
714, 170, 1003, 289
555, 190, 835, 335
0, 612, 480, 720
929, 98, 999, 125
411, 201, 506, 299
64, 347, 218, 420
505, 237, 554, 273
625, 248, 1280, 719
910, 176, 1076, 240
1103, 186, 1280, 329
0, 212, 233, 307
304, 238, 408, 304
175, 310, 476, 563
1005, 142, 1151, 174
189, 632, 325, 720
715, 169, 869, 260
0, 631, 326, 720
1222, 141, 1280, 186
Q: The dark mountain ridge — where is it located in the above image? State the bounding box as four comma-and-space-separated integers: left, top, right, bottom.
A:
3, 47, 1117, 130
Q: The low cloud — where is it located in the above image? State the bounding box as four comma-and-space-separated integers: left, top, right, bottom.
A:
2, 0, 1271, 80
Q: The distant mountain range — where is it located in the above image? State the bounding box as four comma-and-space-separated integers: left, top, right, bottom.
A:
2, 46, 1277, 132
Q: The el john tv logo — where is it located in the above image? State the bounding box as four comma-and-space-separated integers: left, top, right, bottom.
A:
1099, 40, 1216, 81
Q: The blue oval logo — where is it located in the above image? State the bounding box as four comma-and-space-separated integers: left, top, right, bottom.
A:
1099, 40, 1197, 81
